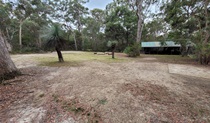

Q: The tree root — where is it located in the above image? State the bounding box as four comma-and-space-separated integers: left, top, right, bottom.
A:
0, 71, 21, 84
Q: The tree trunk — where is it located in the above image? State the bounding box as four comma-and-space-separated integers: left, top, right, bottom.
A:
112, 50, 115, 59
0, 30, 19, 82
19, 21, 23, 51
111, 45, 116, 59
38, 36, 42, 48
78, 15, 84, 51
3, 33, 12, 52
55, 47, 64, 62
73, 32, 78, 51
136, 0, 144, 56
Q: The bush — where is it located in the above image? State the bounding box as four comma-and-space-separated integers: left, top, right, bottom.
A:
124, 43, 140, 57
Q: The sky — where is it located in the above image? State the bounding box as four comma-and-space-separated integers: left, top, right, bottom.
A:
85, 0, 113, 10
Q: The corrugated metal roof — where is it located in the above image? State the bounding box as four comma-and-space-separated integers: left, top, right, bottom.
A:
141, 41, 181, 48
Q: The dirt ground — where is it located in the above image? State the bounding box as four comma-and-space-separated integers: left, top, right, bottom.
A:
1, 52, 210, 123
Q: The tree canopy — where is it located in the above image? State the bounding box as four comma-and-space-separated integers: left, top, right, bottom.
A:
0, 0, 209, 63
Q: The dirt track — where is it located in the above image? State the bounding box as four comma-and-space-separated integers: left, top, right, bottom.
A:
1, 52, 210, 123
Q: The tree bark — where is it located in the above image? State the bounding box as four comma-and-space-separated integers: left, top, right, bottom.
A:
55, 47, 64, 62
0, 30, 19, 82
136, 0, 144, 56
111, 45, 116, 59
112, 50, 115, 59
73, 32, 78, 51
136, 0, 143, 43
19, 21, 23, 51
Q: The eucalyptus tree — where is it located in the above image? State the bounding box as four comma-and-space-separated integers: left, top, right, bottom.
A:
0, 30, 19, 83
114, 0, 158, 56
82, 8, 106, 51
29, 0, 53, 48
68, 0, 89, 50
143, 16, 169, 41
51, 0, 89, 51
0, 1, 18, 51
124, 0, 159, 42
162, 0, 198, 56
1, 0, 52, 51
162, 0, 210, 63
105, 2, 137, 51
11, 0, 34, 49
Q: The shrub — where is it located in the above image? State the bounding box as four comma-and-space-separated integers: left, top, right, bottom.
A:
124, 43, 140, 57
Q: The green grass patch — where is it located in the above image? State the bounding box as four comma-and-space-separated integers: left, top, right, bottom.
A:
35, 52, 128, 67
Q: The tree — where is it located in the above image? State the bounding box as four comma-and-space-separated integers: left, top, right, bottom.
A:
162, 0, 210, 63
162, 0, 198, 56
52, 0, 89, 51
11, 0, 34, 50
0, 0, 52, 52
40, 24, 66, 62
80, 8, 107, 51
115, 0, 157, 56
107, 41, 118, 59
142, 16, 169, 41
105, 3, 137, 51
0, 30, 19, 83
0, 1, 16, 51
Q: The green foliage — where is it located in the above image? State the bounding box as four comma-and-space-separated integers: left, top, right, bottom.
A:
124, 43, 140, 57
142, 17, 168, 41
105, 4, 137, 51
20, 47, 40, 53
107, 40, 118, 48
40, 23, 66, 62
40, 24, 66, 49
82, 8, 106, 51
162, 0, 210, 60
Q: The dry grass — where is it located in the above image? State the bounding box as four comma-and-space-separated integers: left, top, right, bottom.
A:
6, 52, 210, 122
44, 94, 103, 123
121, 82, 210, 122
140, 54, 197, 64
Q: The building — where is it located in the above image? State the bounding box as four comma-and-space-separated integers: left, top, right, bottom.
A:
141, 41, 181, 55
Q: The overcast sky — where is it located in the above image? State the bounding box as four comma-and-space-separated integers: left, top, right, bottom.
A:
85, 0, 113, 10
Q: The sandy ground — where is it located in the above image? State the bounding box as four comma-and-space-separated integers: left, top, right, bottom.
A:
1, 52, 210, 123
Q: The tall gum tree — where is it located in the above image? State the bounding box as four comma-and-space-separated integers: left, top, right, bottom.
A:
116, 0, 157, 56
0, 30, 19, 82
162, 0, 210, 64
51, 0, 89, 50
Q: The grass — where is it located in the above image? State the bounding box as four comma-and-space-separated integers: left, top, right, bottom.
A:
29, 51, 198, 67
35, 52, 128, 67
50, 95, 102, 122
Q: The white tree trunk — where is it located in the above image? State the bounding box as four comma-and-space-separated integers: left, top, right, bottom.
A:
136, 0, 144, 44
73, 32, 78, 51
3, 34, 12, 52
19, 21, 23, 49
0, 30, 19, 81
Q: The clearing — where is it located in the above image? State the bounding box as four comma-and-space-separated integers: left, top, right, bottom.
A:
0, 51, 210, 123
